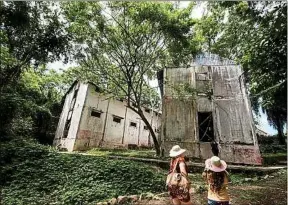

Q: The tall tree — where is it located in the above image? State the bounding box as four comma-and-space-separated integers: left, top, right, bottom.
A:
0, 1, 71, 137
62, 1, 198, 155
0, 1, 71, 91
195, 3, 225, 53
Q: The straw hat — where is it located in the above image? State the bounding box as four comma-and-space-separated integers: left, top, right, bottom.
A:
169, 145, 186, 157
205, 156, 227, 172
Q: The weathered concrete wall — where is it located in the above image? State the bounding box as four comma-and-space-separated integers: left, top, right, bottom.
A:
162, 67, 197, 143
151, 111, 161, 145
212, 66, 242, 97
211, 65, 255, 144
139, 110, 161, 146
197, 97, 212, 112
73, 85, 106, 150
162, 98, 197, 142
53, 82, 87, 151
69, 83, 88, 151
161, 63, 262, 165
213, 99, 254, 143
122, 105, 140, 145
67, 83, 161, 150
162, 141, 261, 165
53, 89, 72, 146
103, 99, 127, 147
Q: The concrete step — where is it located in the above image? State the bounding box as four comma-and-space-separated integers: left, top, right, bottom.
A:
60, 152, 286, 174
107, 155, 286, 174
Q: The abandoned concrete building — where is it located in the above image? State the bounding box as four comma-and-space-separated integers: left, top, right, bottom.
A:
53, 53, 262, 165
158, 54, 262, 165
53, 81, 161, 151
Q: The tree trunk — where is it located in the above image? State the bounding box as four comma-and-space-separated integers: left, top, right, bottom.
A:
276, 117, 285, 145
132, 107, 161, 156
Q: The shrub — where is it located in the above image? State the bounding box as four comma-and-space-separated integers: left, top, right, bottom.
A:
259, 144, 287, 154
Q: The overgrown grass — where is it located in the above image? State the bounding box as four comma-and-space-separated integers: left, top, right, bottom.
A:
2, 139, 284, 205
0, 139, 166, 205
262, 152, 287, 157
262, 152, 287, 165
259, 143, 287, 154
86, 148, 157, 159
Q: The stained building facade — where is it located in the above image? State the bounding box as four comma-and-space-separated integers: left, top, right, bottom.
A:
53, 81, 161, 151
159, 54, 262, 165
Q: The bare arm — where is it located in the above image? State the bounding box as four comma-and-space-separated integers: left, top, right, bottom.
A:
179, 162, 187, 175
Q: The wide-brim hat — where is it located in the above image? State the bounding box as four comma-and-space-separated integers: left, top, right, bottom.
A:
169, 145, 186, 157
205, 156, 227, 172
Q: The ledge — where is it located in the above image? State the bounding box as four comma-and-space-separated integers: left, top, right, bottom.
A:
107, 156, 286, 174
60, 152, 286, 174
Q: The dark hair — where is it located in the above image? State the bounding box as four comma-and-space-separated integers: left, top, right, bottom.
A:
207, 170, 226, 192
210, 141, 219, 156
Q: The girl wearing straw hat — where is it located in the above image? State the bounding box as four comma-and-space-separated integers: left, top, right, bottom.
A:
167, 145, 193, 205
202, 156, 230, 205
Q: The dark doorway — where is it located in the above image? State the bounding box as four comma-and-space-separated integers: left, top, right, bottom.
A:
198, 112, 214, 142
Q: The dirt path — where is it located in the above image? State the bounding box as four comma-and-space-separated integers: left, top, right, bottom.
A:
228, 172, 287, 205
135, 170, 287, 205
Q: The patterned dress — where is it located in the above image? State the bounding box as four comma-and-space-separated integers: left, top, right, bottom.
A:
167, 157, 190, 202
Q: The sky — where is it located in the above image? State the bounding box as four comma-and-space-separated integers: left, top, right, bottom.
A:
47, 1, 280, 135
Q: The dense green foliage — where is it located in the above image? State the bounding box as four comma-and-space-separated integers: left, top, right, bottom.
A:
0, 68, 71, 143
0, 139, 165, 205
87, 148, 157, 158
0, 1, 70, 89
0, 1, 71, 139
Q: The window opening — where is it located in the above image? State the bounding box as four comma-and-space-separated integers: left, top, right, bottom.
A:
70, 98, 76, 110
63, 120, 71, 138
91, 110, 101, 118
130, 122, 137, 127
113, 116, 122, 123
198, 112, 214, 142
145, 108, 150, 113
73, 89, 78, 99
